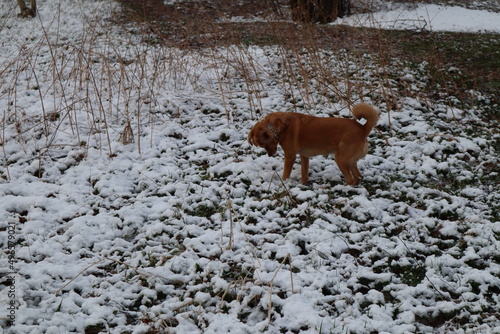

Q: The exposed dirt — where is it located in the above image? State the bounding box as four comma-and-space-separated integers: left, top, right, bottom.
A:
114, 0, 390, 49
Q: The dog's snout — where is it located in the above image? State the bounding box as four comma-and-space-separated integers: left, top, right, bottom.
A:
265, 146, 277, 157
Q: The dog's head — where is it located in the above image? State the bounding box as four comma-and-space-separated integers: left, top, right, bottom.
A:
248, 114, 284, 157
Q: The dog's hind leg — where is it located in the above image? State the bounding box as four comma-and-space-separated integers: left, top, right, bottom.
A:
300, 155, 309, 184
335, 153, 357, 185
351, 161, 362, 183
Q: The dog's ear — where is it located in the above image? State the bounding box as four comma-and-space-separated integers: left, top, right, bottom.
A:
248, 127, 255, 145
248, 121, 263, 146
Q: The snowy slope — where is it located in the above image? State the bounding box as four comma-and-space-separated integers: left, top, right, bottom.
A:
337, 3, 500, 33
0, 1, 499, 334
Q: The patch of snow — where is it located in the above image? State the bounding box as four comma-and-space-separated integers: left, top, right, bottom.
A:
0, 1, 498, 333
337, 4, 500, 33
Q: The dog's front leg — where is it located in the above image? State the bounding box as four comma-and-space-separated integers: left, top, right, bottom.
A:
282, 152, 295, 181
300, 155, 309, 184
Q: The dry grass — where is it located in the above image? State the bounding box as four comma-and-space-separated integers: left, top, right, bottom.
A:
116, 0, 499, 102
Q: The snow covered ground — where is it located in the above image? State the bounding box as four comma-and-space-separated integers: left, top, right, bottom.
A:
337, 3, 500, 33
0, 1, 499, 333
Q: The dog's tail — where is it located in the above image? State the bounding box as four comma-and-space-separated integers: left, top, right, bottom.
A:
352, 103, 379, 137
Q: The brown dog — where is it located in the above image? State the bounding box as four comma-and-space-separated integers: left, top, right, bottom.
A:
248, 103, 379, 185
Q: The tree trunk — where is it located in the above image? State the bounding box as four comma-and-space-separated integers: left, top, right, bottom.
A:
17, 0, 37, 18
290, 0, 350, 23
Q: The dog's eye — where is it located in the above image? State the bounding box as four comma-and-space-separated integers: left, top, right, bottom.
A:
262, 132, 270, 140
